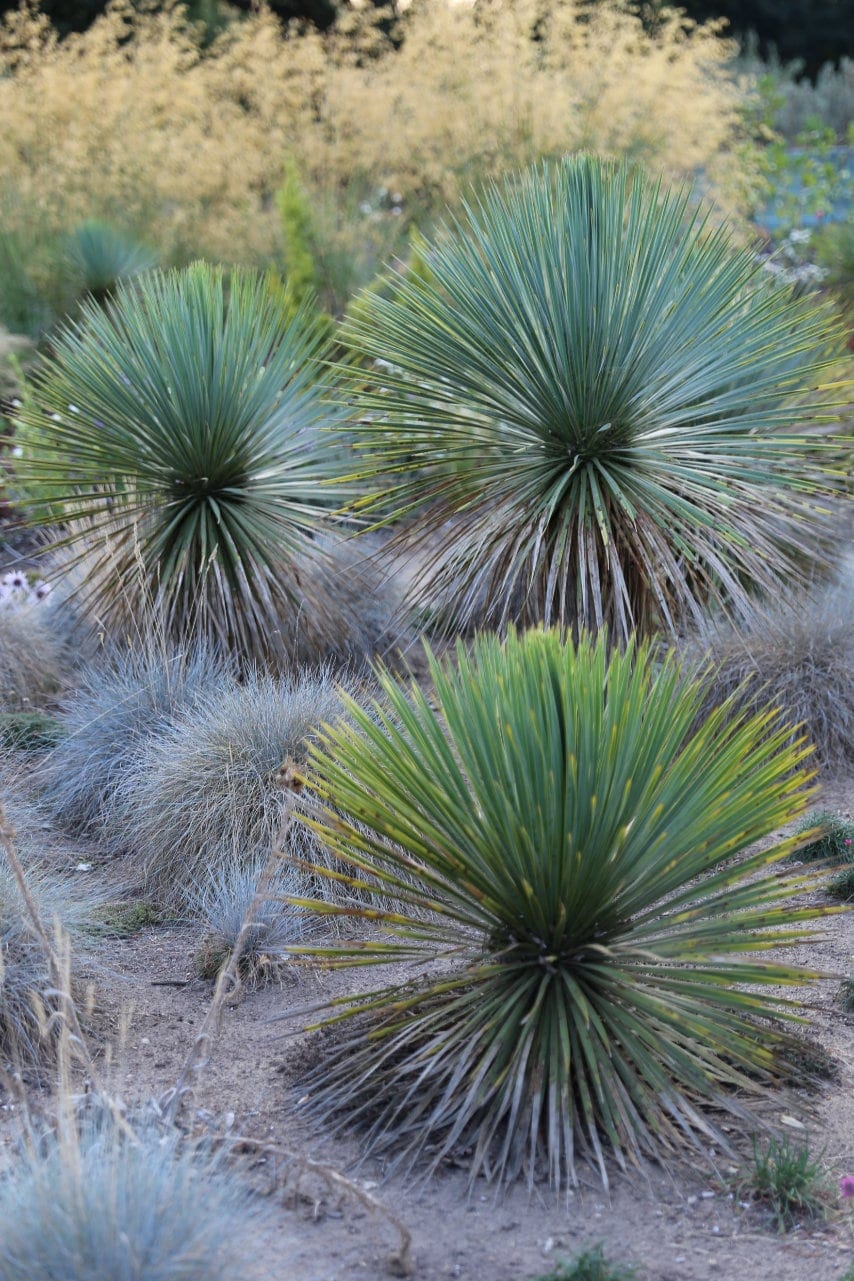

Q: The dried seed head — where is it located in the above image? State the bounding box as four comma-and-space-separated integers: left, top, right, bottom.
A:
276, 757, 305, 793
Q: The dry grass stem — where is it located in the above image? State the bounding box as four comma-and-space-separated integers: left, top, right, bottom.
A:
0, 800, 99, 1084
158, 762, 303, 1124
229, 1131, 415, 1278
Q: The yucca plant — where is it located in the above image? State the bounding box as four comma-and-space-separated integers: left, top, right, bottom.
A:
342, 155, 846, 638
287, 629, 839, 1191
65, 219, 157, 305
13, 263, 355, 667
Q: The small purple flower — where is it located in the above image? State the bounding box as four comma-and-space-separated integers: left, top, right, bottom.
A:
840, 1175, 854, 1198
2, 571, 27, 591
32, 580, 51, 600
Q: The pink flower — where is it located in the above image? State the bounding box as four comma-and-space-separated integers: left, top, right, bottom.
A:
840, 1175, 854, 1198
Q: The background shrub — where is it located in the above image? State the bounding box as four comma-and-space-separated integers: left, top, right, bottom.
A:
39, 642, 228, 842
672, 1, 851, 78
0, 2, 748, 274
123, 669, 365, 906
0, 600, 67, 711
687, 573, 854, 773
65, 219, 157, 306
289, 629, 830, 1190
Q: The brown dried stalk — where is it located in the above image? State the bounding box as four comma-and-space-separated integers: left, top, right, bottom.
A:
229, 1132, 414, 1277
0, 801, 100, 1086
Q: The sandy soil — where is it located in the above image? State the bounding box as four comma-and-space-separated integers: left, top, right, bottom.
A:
0, 776, 852, 1281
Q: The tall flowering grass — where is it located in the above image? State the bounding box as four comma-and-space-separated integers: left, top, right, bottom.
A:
0, 1, 748, 273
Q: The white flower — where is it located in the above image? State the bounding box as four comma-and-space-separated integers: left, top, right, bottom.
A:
789, 229, 811, 244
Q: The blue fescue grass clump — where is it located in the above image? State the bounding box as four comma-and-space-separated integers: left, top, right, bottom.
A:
39, 642, 229, 842
0, 1120, 262, 1281
189, 857, 320, 985
688, 573, 854, 776
0, 600, 67, 711
122, 668, 365, 906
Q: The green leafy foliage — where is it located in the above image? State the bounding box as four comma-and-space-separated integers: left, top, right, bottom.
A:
96, 901, 164, 937
814, 219, 854, 307
288, 628, 833, 1191
740, 1135, 832, 1231
753, 120, 852, 233
532, 1246, 636, 1281
839, 977, 854, 1014
0, 230, 52, 339
0, 710, 64, 751
792, 809, 854, 862
277, 156, 321, 309
342, 155, 845, 640
13, 263, 356, 667
828, 864, 854, 901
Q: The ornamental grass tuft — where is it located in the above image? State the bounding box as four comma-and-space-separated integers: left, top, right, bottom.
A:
122, 668, 366, 906
286, 629, 836, 1191
0, 1117, 262, 1281
687, 572, 854, 774
39, 642, 229, 843
0, 859, 96, 1071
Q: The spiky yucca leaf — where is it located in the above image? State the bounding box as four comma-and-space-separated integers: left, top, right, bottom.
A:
342, 155, 847, 638
13, 263, 353, 666
287, 629, 839, 1191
